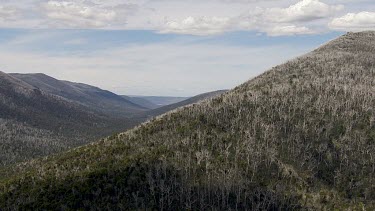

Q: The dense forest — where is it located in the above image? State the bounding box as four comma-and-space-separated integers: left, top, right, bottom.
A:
0, 31, 374, 210
0, 119, 69, 166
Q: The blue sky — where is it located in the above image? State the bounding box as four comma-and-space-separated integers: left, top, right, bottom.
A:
0, 0, 374, 96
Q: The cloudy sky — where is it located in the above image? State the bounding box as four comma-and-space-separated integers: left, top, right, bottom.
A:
0, 0, 374, 96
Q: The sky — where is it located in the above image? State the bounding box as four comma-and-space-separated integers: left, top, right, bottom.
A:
0, 0, 374, 96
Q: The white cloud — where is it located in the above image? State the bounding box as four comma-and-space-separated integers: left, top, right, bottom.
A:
0, 5, 18, 20
159, 0, 342, 36
0, 0, 371, 36
329, 11, 375, 31
42, 1, 117, 28
265, 0, 343, 23
265, 25, 314, 36
160, 16, 232, 35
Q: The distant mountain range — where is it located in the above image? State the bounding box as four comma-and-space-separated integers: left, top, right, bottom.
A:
1, 32, 374, 210
0, 72, 223, 166
121, 95, 160, 110
142, 90, 227, 118
127, 95, 189, 107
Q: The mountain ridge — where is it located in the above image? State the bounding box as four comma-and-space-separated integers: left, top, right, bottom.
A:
0, 71, 143, 166
10, 73, 147, 117
142, 90, 228, 118
128, 95, 189, 107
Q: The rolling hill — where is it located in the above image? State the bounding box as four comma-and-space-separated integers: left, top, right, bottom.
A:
1, 31, 375, 210
11, 73, 147, 117
0, 72, 144, 166
128, 95, 189, 107
143, 90, 227, 118
121, 95, 160, 110
0, 71, 107, 135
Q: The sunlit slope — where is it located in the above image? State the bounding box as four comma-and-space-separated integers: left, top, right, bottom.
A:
1, 31, 374, 210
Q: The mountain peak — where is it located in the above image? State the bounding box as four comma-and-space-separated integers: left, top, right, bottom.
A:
314, 31, 375, 53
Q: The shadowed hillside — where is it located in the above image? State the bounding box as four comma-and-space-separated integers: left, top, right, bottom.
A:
0, 32, 374, 210
0, 71, 105, 135
11, 73, 147, 117
0, 72, 141, 166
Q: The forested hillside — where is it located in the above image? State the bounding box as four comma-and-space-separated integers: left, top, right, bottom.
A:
0, 119, 68, 166
0, 71, 111, 132
0, 32, 374, 210
0, 72, 140, 166
11, 73, 147, 117
0, 72, 222, 167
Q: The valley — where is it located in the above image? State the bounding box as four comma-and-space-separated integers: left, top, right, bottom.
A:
0, 72, 222, 166
1, 31, 374, 210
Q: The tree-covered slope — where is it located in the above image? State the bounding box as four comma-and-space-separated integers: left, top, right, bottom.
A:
10, 73, 147, 117
0, 71, 105, 135
0, 72, 141, 166
1, 32, 375, 210
0, 119, 69, 166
